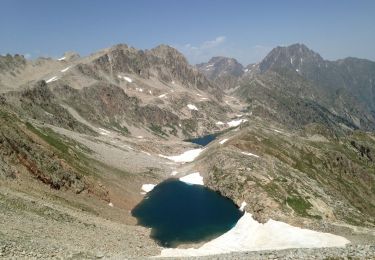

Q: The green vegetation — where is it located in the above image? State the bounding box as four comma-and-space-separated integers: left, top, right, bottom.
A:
26, 122, 69, 153
25, 121, 96, 178
109, 121, 129, 135
149, 124, 168, 137
286, 195, 312, 216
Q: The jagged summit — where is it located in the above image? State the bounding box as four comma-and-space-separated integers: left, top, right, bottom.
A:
0, 54, 27, 72
58, 51, 80, 61
259, 43, 325, 73
197, 56, 244, 89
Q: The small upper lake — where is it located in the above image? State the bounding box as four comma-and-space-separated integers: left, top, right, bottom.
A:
131, 179, 243, 247
187, 134, 217, 146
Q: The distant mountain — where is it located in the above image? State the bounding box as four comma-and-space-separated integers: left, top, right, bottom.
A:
233, 43, 375, 131
258, 43, 375, 110
197, 56, 244, 89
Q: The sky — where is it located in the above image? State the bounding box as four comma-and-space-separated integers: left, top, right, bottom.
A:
0, 0, 374, 65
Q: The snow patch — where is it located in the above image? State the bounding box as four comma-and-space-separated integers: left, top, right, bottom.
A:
98, 128, 110, 136
241, 151, 259, 158
61, 66, 71, 73
158, 93, 167, 98
117, 75, 133, 83
187, 104, 198, 111
141, 184, 155, 193
171, 170, 178, 176
206, 64, 214, 68
108, 202, 114, 207
236, 114, 243, 118
124, 76, 132, 83
296, 69, 300, 72
216, 121, 225, 125
160, 212, 349, 257
179, 172, 204, 185
239, 201, 247, 211
46, 76, 58, 83
227, 119, 248, 127
58, 56, 66, 61
159, 148, 204, 163
219, 138, 228, 144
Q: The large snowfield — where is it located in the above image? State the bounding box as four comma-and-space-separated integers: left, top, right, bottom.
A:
160, 212, 349, 257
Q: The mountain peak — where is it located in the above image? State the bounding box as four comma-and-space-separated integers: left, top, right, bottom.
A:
259, 43, 324, 73
196, 56, 244, 89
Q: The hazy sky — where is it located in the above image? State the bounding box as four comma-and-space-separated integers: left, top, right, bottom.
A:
1, 0, 374, 65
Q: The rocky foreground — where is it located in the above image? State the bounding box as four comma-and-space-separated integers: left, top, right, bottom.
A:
1, 242, 374, 259
160, 245, 375, 260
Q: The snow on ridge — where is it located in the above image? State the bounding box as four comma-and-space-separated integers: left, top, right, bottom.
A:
241, 151, 259, 158
141, 184, 155, 193
179, 172, 204, 185
46, 76, 58, 83
206, 64, 214, 68
58, 56, 66, 61
160, 212, 349, 257
227, 119, 248, 127
219, 138, 228, 144
187, 104, 198, 111
98, 128, 111, 136
61, 66, 71, 73
159, 148, 204, 163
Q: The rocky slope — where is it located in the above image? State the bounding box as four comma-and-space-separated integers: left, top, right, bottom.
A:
197, 119, 375, 226
1, 45, 235, 138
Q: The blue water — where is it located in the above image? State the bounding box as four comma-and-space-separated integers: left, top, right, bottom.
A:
187, 134, 216, 146
131, 179, 243, 247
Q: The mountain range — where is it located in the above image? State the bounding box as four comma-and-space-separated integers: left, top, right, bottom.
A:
0, 42, 374, 258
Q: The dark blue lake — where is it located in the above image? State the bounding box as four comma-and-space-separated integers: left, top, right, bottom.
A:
131, 179, 243, 247
187, 134, 217, 146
